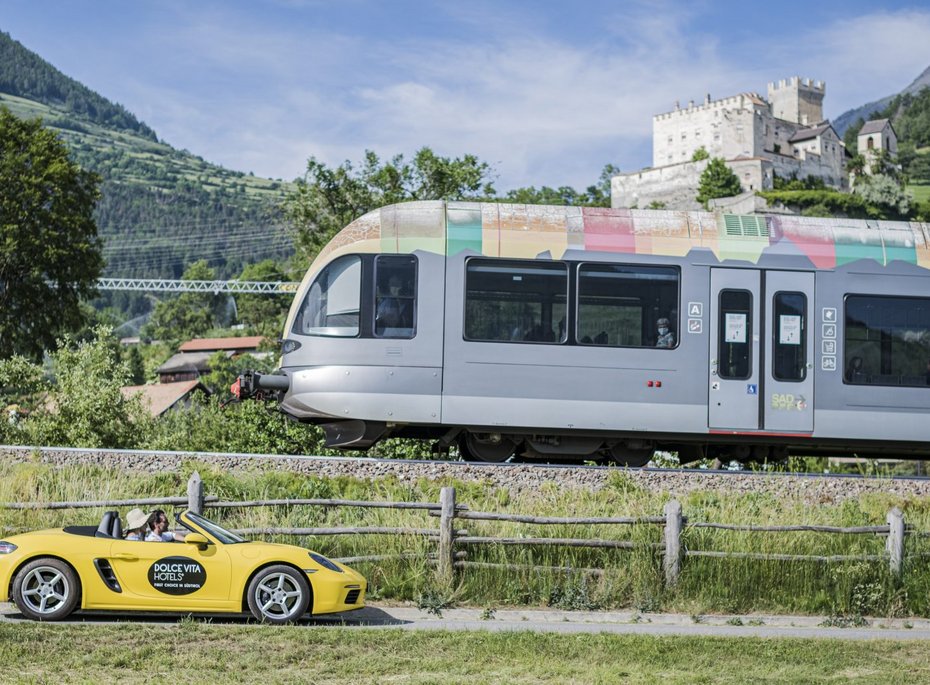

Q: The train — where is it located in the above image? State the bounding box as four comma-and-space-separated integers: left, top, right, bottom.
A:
234, 201, 930, 465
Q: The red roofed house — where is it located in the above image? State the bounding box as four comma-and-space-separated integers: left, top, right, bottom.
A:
156, 336, 269, 384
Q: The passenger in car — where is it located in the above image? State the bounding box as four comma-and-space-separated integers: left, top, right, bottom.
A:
123, 508, 149, 541
145, 509, 186, 542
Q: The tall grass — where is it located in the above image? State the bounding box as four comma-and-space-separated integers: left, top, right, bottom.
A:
3, 460, 930, 617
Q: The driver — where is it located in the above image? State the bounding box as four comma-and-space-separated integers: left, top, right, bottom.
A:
145, 509, 186, 542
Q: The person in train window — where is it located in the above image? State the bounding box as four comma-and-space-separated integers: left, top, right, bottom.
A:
846, 356, 866, 383
375, 274, 413, 332
925, 358, 930, 386
655, 317, 675, 348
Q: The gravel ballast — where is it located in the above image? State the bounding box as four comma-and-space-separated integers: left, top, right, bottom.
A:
1, 445, 926, 505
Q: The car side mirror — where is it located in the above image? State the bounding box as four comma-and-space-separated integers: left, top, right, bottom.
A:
184, 532, 210, 550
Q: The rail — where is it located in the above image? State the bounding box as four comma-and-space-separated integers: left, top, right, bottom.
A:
0, 472, 918, 586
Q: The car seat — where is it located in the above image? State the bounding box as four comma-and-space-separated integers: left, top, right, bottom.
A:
95, 511, 122, 539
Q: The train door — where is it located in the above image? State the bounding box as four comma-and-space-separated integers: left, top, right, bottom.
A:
709, 269, 761, 430
708, 269, 814, 432
763, 271, 814, 433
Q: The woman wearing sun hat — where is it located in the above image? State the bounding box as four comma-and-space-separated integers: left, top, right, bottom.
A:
123, 508, 150, 541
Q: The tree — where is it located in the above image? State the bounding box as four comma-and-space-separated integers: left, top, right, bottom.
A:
235, 260, 291, 337
0, 326, 152, 448
0, 107, 103, 359
696, 158, 742, 208
504, 164, 620, 208
853, 174, 911, 218
143, 260, 224, 343
691, 146, 710, 162
285, 148, 496, 262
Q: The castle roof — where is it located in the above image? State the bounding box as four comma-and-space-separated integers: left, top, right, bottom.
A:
859, 119, 892, 136
788, 123, 835, 143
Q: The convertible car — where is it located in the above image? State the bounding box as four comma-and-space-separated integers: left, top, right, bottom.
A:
0, 509, 366, 623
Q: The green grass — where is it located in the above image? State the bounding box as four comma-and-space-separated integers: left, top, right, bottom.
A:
908, 184, 930, 203
1, 624, 929, 684
4, 461, 930, 617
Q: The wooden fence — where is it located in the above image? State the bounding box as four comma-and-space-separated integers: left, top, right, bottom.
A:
0, 471, 919, 587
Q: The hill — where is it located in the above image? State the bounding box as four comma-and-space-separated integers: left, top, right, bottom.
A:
834, 65, 930, 135
0, 31, 294, 280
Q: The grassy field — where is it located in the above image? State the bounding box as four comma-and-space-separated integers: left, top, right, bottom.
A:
908, 184, 930, 203
4, 460, 930, 618
0, 623, 928, 684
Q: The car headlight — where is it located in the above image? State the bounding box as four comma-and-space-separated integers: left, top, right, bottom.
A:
308, 552, 343, 573
0, 542, 17, 554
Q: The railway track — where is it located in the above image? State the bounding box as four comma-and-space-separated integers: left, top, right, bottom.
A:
1, 444, 928, 504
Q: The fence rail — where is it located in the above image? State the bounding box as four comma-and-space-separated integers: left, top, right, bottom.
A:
0, 472, 922, 587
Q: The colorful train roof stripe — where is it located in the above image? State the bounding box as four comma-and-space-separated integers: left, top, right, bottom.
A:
312, 201, 930, 276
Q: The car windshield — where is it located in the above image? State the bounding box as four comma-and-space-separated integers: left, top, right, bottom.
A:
183, 511, 248, 544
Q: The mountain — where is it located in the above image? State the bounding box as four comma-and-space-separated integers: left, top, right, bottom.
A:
0, 31, 294, 281
834, 65, 930, 135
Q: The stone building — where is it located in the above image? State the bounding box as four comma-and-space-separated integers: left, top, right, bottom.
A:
857, 118, 898, 174
612, 76, 848, 210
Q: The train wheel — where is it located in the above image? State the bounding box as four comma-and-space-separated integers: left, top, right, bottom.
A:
459, 433, 517, 463
605, 444, 654, 468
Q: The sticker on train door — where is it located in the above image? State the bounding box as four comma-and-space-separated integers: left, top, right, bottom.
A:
746, 384, 757, 395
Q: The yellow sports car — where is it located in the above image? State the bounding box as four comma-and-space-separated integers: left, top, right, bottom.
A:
0, 510, 366, 623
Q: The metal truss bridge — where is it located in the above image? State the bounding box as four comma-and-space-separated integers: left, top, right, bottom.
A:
96, 278, 300, 294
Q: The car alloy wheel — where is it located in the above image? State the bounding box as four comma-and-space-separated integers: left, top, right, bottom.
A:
247, 565, 310, 624
13, 558, 80, 621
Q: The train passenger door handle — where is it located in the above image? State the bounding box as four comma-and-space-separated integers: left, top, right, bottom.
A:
112, 553, 138, 561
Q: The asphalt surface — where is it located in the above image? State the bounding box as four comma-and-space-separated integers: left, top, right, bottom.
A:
4, 602, 930, 641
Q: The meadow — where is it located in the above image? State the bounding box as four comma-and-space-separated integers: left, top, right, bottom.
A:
3, 460, 930, 620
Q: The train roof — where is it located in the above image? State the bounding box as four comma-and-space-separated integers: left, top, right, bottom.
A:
312, 201, 930, 273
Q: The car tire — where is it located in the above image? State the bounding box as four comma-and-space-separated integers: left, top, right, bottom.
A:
12, 558, 81, 621
246, 565, 311, 624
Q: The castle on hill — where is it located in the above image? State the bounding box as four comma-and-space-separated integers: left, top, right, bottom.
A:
610, 76, 876, 211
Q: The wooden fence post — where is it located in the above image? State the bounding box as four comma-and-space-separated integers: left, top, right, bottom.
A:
438, 486, 456, 582
187, 472, 204, 515
886, 507, 904, 577
664, 499, 682, 588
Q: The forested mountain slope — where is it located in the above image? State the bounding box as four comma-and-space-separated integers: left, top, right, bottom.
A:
0, 31, 292, 279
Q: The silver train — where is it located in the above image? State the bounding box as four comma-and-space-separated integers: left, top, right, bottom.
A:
236, 201, 930, 464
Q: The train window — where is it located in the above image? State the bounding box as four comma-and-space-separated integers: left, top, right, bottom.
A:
844, 295, 930, 387
464, 259, 567, 343
576, 264, 679, 348
292, 255, 361, 337
374, 255, 417, 338
718, 289, 752, 379
772, 292, 806, 382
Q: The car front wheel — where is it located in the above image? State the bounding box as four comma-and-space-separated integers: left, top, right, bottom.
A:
12, 558, 80, 621
246, 565, 311, 624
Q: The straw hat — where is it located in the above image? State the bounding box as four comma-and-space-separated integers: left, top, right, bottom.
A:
126, 508, 148, 530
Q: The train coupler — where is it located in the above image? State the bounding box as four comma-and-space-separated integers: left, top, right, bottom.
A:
230, 370, 290, 401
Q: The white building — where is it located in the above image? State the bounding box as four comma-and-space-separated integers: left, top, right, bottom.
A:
612, 77, 848, 210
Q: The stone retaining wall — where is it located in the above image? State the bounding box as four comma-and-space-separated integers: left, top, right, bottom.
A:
2, 446, 926, 505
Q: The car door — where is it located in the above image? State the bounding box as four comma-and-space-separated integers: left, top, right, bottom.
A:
107, 538, 233, 609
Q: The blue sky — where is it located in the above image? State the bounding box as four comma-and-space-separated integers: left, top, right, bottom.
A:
3, 0, 930, 191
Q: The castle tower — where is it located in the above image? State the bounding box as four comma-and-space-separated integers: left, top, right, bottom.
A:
766, 77, 825, 125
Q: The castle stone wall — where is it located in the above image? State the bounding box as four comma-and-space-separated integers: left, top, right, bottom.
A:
612, 159, 708, 210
